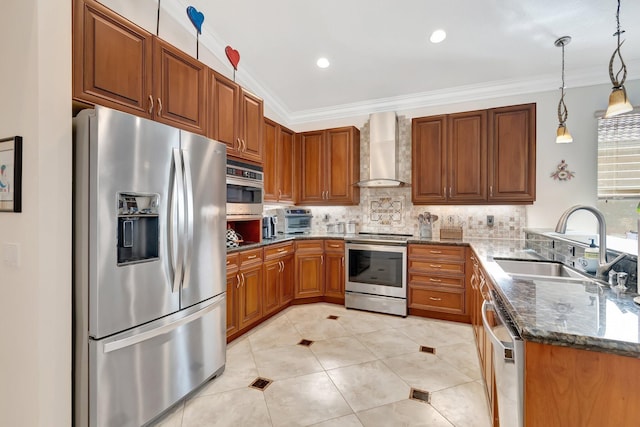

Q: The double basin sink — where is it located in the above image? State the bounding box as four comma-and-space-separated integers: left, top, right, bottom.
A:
493, 258, 599, 283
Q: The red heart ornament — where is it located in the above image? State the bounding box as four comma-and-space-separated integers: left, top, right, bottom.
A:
225, 46, 240, 70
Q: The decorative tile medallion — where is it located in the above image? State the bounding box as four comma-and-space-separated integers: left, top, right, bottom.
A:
410, 388, 431, 404
249, 377, 273, 391
370, 196, 404, 225
298, 339, 314, 347
327, 315, 340, 320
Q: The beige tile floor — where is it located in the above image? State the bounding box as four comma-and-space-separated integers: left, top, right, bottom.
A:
151, 303, 491, 427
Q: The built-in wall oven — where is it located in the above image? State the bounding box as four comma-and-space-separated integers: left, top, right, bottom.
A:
345, 233, 409, 317
226, 159, 263, 218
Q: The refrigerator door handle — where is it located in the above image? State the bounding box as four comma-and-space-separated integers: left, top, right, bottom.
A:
181, 148, 194, 289
103, 294, 225, 353
171, 148, 185, 293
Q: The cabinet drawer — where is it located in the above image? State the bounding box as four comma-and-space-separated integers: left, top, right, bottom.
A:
264, 242, 294, 260
409, 273, 465, 289
324, 240, 345, 253
409, 286, 465, 314
409, 244, 465, 260
295, 240, 324, 253
226, 253, 239, 274
409, 259, 465, 275
239, 248, 263, 267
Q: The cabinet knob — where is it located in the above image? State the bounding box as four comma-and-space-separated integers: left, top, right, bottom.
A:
157, 98, 163, 116
148, 95, 154, 114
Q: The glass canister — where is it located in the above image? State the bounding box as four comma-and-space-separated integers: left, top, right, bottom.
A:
346, 221, 357, 234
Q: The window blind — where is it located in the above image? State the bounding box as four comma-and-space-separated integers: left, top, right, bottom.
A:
597, 112, 640, 199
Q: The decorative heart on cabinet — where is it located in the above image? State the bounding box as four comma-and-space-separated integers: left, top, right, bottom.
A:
225, 46, 240, 70
186, 6, 204, 34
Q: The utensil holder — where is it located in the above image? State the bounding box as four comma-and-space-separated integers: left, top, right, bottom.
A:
419, 223, 432, 239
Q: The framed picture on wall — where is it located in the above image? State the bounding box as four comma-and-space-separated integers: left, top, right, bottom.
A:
0, 136, 23, 212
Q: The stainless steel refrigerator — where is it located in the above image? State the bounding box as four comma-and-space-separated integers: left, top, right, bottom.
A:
73, 106, 227, 427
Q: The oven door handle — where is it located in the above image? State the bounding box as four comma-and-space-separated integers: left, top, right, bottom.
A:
226, 175, 264, 189
481, 300, 515, 362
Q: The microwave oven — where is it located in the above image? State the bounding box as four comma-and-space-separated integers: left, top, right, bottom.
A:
226, 159, 263, 218
276, 208, 313, 234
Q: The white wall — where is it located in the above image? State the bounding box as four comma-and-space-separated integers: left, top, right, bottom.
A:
0, 1, 71, 426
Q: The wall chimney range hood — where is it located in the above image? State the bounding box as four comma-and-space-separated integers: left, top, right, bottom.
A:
356, 111, 409, 188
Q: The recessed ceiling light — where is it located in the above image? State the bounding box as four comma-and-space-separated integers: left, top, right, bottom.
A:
316, 57, 330, 68
430, 29, 446, 44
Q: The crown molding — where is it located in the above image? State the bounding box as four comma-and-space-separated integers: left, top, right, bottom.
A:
163, 1, 640, 127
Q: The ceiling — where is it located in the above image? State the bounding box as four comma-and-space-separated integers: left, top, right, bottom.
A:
170, 0, 640, 124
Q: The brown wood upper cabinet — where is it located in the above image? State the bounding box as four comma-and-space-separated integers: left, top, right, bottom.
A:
73, 0, 208, 135
209, 70, 264, 163
412, 103, 535, 205
264, 118, 296, 203
298, 127, 360, 205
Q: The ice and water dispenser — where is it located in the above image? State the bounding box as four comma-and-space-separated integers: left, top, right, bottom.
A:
117, 193, 160, 265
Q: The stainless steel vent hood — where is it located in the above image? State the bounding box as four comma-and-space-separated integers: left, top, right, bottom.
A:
356, 112, 409, 187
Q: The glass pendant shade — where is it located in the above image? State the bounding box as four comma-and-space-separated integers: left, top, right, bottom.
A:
605, 87, 633, 117
556, 124, 573, 143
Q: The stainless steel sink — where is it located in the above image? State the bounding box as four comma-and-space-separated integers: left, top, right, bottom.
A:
494, 258, 588, 280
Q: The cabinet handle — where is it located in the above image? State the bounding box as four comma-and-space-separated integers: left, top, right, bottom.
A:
247, 254, 257, 259
429, 297, 443, 301
429, 264, 443, 268
241, 273, 246, 287
321, 255, 324, 265
277, 248, 286, 252
329, 244, 340, 248
236, 138, 241, 152
226, 259, 230, 265
490, 185, 493, 197
280, 261, 284, 272
341, 256, 344, 267
278, 189, 282, 198
235, 274, 241, 288
429, 250, 443, 254
429, 278, 442, 282
449, 187, 452, 198
157, 98, 163, 116
148, 95, 154, 114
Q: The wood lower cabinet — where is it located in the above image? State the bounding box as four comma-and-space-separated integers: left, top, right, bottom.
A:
323, 240, 345, 300
408, 244, 468, 321
237, 248, 263, 330
299, 127, 360, 205
263, 242, 295, 315
294, 240, 325, 298
264, 118, 296, 203
73, 0, 207, 134
208, 69, 264, 163
412, 103, 535, 205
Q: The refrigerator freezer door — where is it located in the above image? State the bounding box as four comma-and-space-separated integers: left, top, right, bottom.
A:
82, 107, 181, 338
89, 295, 226, 427
179, 131, 227, 308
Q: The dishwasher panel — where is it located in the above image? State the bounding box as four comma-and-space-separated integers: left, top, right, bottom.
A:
482, 299, 524, 427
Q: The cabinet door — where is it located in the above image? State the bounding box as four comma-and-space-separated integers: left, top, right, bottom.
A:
295, 253, 324, 298
278, 126, 296, 203
448, 111, 487, 202
324, 252, 345, 298
209, 70, 239, 151
488, 104, 536, 203
326, 127, 359, 204
299, 131, 326, 203
238, 265, 262, 329
226, 273, 239, 337
73, 0, 153, 117
412, 116, 447, 203
263, 119, 278, 202
239, 89, 264, 163
262, 259, 280, 316
152, 38, 207, 134
280, 255, 295, 305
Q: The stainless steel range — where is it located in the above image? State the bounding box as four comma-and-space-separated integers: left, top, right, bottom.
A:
345, 233, 410, 317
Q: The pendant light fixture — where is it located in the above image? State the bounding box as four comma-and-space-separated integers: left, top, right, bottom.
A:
605, 0, 633, 118
555, 36, 573, 143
